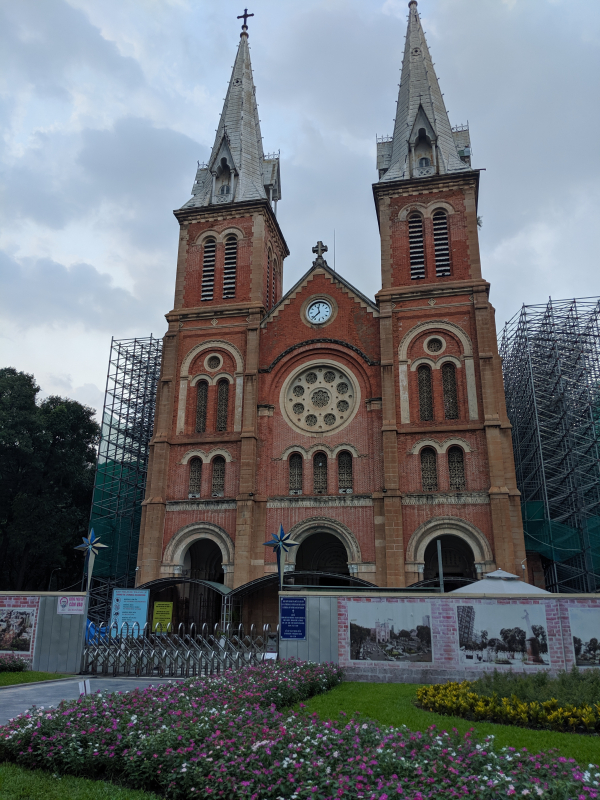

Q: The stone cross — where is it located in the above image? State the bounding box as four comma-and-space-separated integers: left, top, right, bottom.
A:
312, 241, 328, 258
237, 8, 254, 28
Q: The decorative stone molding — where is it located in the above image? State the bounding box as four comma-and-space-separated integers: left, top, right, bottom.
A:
405, 516, 495, 575
409, 436, 473, 455
284, 516, 362, 565
402, 492, 489, 505
278, 443, 362, 461
162, 521, 235, 583
398, 199, 456, 221
266, 495, 373, 509
166, 500, 237, 511
180, 448, 234, 464
259, 339, 379, 373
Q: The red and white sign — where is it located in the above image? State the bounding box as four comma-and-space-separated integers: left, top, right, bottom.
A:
57, 596, 85, 615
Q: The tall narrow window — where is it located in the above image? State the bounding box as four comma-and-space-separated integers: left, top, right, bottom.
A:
195, 380, 208, 433
216, 379, 229, 432
266, 250, 272, 309
408, 213, 425, 279
272, 257, 277, 307
313, 452, 328, 494
223, 235, 237, 299
433, 210, 451, 277
448, 446, 466, 491
442, 362, 459, 419
201, 237, 216, 301
289, 453, 303, 494
418, 365, 433, 421
189, 458, 202, 497
338, 451, 353, 493
211, 456, 225, 497
421, 447, 438, 492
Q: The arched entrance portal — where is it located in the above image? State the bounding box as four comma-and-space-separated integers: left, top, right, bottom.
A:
424, 534, 476, 591
295, 531, 349, 585
186, 539, 224, 583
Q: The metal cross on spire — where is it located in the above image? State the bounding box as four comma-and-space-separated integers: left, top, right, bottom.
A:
312, 241, 328, 258
237, 8, 254, 29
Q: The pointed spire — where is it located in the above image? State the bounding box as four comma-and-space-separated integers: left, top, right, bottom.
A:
377, 0, 471, 183
182, 16, 281, 209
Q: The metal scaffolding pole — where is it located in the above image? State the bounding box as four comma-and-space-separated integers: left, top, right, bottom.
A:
500, 298, 600, 592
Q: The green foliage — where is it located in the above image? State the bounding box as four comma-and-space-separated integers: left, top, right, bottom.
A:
0, 368, 100, 591
472, 667, 600, 705
0, 655, 28, 673
0, 672, 69, 687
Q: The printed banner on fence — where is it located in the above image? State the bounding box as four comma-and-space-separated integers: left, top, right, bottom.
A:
57, 596, 86, 615
110, 589, 150, 637
280, 597, 306, 640
152, 601, 173, 632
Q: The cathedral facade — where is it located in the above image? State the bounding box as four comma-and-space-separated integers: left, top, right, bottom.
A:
136, 2, 527, 604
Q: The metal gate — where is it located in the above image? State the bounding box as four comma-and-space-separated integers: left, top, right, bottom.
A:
81, 622, 278, 677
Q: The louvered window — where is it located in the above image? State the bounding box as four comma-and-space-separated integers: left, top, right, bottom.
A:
289, 453, 303, 494
216, 380, 229, 432
421, 448, 438, 492
211, 456, 225, 497
266, 250, 272, 309
418, 365, 433, 421
201, 237, 216, 301
189, 458, 202, 497
272, 257, 277, 306
195, 380, 208, 433
442, 362, 459, 419
448, 446, 466, 491
223, 235, 237, 299
433, 210, 451, 277
408, 213, 425, 280
313, 452, 328, 494
338, 451, 353, 492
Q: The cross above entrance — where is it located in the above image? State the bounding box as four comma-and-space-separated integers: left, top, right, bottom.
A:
237, 8, 254, 28
312, 241, 328, 258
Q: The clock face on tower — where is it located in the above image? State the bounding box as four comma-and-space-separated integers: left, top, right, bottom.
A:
306, 300, 332, 324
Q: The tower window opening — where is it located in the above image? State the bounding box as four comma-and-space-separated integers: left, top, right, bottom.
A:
266, 250, 272, 309
433, 209, 451, 277
408, 213, 425, 279
195, 380, 208, 433
189, 457, 202, 497
216, 379, 229, 432
421, 447, 438, 492
201, 237, 216, 301
272, 257, 277, 306
211, 456, 225, 497
338, 451, 353, 493
448, 446, 466, 491
219, 184, 231, 195
442, 362, 459, 419
289, 453, 303, 495
223, 235, 237, 299
313, 452, 328, 494
417, 364, 434, 421
419, 157, 431, 167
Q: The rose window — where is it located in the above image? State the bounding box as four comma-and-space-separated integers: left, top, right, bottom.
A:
282, 363, 359, 434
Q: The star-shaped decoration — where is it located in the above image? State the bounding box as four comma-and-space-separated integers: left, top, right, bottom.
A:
264, 523, 299, 589
75, 529, 108, 594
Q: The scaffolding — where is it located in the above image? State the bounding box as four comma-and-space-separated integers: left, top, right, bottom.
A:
500, 298, 600, 592
88, 336, 162, 596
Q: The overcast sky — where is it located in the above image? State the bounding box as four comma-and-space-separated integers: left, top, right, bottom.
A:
2, 0, 600, 416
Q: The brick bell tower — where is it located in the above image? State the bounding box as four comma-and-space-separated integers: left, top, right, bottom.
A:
136, 16, 288, 586
374, 0, 527, 585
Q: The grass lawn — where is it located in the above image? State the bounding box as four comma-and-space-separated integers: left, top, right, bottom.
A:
0, 672, 69, 688
302, 681, 600, 767
0, 763, 160, 800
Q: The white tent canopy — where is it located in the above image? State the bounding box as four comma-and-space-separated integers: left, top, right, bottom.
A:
450, 569, 550, 595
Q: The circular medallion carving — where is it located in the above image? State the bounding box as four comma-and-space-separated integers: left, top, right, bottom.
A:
280, 360, 360, 435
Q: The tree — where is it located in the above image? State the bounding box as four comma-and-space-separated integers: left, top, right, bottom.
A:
480, 629, 489, 649
532, 624, 548, 653
573, 636, 582, 657
416, 625, 431, 648
586, 637, 599, 658
398, 629, 412, 640
0, 368, 100, 591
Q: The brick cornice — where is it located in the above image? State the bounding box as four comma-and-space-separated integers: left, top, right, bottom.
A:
376, 278, 489, 303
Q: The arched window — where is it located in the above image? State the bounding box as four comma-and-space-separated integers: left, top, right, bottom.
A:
408, 213, 425, 280
338, 451, 353, 493
289, 453, 303, 495
189, 458, 202, 497
195, 380, 208, 433
211, 456, 225, 497
433, 209, 451, 277
266, 249, 272, 309
216, 379, 229, 432
419, 157, 430, 167
201, 237, 216, 301
448, 446, 466, 491
219, 184, 231, 195
421, 447, 438, 492
223, 235, 237, 299
442, 362, 459, 419
418, 365, 433, 421
313, 452, 328, 494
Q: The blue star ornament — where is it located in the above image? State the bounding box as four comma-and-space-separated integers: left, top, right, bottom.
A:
75, 529, 108, 593
264, 524, 299, 589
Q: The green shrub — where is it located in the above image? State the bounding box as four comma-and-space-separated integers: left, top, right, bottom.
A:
0, 653, 29, 672
471, 666, 600, 706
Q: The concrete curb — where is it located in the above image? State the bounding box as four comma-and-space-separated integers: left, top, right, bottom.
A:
0, 676, 78, 691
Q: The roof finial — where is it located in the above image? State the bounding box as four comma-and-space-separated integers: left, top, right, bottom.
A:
237, 8, 254, 36
408, 1, 418, 7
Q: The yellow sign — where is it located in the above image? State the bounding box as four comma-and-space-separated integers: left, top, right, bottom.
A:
152, 601, 173, 631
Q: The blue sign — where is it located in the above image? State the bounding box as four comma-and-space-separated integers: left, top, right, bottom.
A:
280, 597, 306, 640
110, 589, 149, 637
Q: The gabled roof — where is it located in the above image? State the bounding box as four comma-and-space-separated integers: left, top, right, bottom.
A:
261, 252, 379, 328
182, 28, 281, 209
378, 0, 471, 183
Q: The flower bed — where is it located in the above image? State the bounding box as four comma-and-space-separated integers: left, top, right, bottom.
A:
417, 680, 600, 733
0, 661, 598, 799
0, 653, 29, 672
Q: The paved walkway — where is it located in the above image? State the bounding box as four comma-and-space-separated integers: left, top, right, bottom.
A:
0, 677, 181, 725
